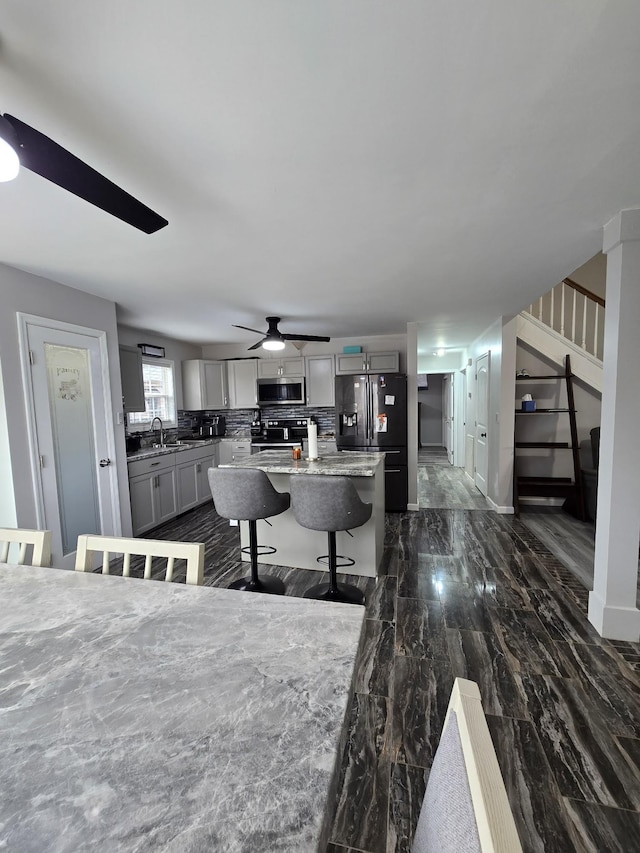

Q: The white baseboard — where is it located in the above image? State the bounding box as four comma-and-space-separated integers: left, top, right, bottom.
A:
407, 503, 419, 512
487, 496, 514, 514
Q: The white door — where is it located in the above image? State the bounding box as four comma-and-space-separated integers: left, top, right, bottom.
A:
464, 368, 475, 481
443, 374, 454, 464
475, 353, 489, 496
20, 316, 119, 568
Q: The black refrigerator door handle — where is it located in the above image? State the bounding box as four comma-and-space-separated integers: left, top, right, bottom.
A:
367, 380, 375, 443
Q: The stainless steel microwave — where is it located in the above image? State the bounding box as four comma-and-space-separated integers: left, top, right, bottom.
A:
256, 377, 306, 406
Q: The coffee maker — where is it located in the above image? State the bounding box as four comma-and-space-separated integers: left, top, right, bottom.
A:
198, 415, 226, 437
250, 409, 262, 436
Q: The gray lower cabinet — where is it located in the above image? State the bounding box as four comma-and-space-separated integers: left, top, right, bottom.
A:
128, 443, 219, 536
218, 439, 253, 465
129, 456, 178, 536
176, 446, 218, 513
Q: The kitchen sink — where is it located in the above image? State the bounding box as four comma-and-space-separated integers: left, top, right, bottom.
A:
152, 441, 193, 449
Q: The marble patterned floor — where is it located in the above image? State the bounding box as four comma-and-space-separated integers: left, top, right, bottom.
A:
520, 506, 640, 607
135, 464, 640, 852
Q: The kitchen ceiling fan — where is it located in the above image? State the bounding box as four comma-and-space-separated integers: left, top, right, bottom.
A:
233, 316, 331, 351
0, 113, 168, 233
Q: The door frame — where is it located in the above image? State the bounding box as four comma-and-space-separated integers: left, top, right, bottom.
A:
17, 313, 121, 539
474, 351, 490, 495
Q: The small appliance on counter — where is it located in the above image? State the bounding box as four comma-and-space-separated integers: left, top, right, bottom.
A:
197, 415, 226, 437
125, 434, 142, 454
250, 409, 262, 436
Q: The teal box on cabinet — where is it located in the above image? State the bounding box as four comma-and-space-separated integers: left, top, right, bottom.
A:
343, 345, 362, 353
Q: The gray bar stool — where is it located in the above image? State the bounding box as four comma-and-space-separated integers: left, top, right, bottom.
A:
208, 468, 289, 595
290, 475, 370, 606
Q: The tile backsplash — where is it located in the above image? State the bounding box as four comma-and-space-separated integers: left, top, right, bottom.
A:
179, 406, 336, 434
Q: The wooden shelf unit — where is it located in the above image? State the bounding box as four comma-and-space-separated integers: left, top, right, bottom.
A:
513, 354, 585, 519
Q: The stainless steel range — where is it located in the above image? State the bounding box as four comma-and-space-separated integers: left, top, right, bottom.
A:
251, 417, 312, 451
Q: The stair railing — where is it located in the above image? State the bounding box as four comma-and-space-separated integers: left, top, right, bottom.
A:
524, 278, 605, 360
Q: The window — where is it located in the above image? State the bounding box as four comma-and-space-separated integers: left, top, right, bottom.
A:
128, 359, 176, 430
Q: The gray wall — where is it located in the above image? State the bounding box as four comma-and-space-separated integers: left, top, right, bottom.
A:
0, 262, 129, 530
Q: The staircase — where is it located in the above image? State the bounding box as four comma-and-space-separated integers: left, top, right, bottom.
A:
518, 278, 604, 393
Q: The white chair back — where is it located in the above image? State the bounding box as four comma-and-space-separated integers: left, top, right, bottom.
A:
75, 534, 204, 585
412, 678, 522, 853
0, 528, 52, 567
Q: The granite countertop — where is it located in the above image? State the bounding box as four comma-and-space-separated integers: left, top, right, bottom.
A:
0, 564, 364, 852
126, 438, 219, 462
220, 449, 384, 477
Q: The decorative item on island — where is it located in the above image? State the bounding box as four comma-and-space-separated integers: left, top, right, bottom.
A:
307, 421, 319, 460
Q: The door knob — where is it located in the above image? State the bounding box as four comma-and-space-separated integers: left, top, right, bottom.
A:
99, 458, 112, 467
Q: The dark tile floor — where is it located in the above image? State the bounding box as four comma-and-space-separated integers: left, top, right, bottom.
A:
139, 466, 640, 853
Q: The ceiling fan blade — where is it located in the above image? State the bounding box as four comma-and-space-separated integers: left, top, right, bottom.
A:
282, 333, 331, 343
233, 323, 266, 335
4, 114, 168, 234
248, 339, 265, 351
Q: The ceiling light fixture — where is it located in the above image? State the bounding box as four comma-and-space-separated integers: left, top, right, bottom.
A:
0, 116, 20, 182
262, 337, 286, 351
433, 349, 446, 357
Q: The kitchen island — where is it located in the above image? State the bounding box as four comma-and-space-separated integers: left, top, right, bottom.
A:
218, 450, 385, 577
0, 564, 364, 852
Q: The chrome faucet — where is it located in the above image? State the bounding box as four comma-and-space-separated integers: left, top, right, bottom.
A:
151, 416, 164, 446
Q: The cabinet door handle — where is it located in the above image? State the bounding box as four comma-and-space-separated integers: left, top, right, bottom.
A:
196, 463, 201, 473
481, 432, 487, 438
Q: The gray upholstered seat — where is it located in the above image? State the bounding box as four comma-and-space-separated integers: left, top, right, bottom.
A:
290, 475, 370, 605
209, 468, 290, 594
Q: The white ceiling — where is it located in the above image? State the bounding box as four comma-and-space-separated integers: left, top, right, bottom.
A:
1, 2, 638, 351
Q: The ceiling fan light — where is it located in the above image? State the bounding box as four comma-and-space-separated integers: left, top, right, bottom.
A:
0, 117, 20, 182
263, 338, 285, 351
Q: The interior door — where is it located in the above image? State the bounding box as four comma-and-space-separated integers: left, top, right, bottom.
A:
20, 317, 119, 568
475, 353, 489, 496
464, 369, 475, 481
443, 374, 454, 464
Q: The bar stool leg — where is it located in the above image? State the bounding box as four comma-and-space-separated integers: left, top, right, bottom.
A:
228, 520, 285, 595
303, 531, 365, 606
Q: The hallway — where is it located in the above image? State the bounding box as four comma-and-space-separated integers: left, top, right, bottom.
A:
139, 464, 640, 852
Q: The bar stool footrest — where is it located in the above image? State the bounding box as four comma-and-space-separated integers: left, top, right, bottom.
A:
241, 544, 277, 557
316, 554, 355, 569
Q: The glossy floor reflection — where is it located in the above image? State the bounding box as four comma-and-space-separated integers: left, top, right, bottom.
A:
141, 469, 640, 852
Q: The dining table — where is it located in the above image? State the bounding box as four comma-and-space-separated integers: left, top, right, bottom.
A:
0, 563, 365, 852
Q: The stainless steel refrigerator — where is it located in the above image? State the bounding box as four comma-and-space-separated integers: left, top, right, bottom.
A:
335, 373, 408, 511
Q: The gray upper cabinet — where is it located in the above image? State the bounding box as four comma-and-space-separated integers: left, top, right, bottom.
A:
227, 359, 258, 409
305, 355, 335, 407
257, 357, 304, 379
182, 360, 228, 410
335, 351, 400, 375
119, 345, 146, 412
